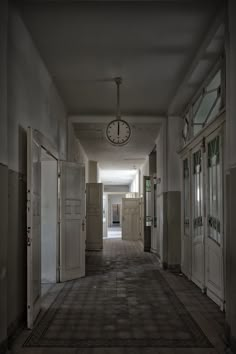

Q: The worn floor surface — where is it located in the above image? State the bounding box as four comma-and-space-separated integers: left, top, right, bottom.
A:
10, 239, 227, 354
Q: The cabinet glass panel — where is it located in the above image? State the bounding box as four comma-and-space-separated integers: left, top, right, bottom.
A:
193, 150, 203, 237
183, 159, 190, 235
207, 136, 221, 244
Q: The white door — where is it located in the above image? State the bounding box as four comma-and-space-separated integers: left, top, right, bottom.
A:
27, 127, 42, 329
191, 146, 205, 291
181, 156, 192, 279
103, 194, 108, 238
205, 132, 224, 308
122, 198, 140, 241
86, 183, 103, 250
59, 162, 85, 282
151, 176, 158, 254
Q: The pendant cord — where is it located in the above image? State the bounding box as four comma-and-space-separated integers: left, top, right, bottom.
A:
115, 77, 122, 120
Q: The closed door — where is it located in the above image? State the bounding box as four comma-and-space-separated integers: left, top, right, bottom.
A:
86, 183, 103, 250
181, 157, 192, 279
59, 162, 86, 282
122, 198, 140, 241
27, 127, 42, 329
205, 133, 224, 308
191, 146, 205, 290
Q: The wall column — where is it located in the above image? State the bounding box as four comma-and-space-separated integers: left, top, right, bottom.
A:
0, 1, 8, 352
88, 160, 98, 183
225, 0, 236, 350
156, 117, 182, 269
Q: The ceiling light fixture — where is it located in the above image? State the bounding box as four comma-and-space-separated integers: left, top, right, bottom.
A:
106, 77, 131, 146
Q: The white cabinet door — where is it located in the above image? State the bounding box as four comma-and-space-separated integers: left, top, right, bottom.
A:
205, 132, 224, 308
27, 128, 42, 329
122, 198, 140, 241
86, 183, 103, 250
59, 162, 85, 282
191, 146, 205, 291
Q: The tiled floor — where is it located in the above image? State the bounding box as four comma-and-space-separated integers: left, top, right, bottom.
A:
10, 239, 228, 354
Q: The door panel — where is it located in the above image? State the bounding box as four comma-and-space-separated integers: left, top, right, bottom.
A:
122, 198, 140, 241
191, 147, 205, 290
86, 183, 103, 250
181, 157, 192, 279
205, 133, 224, 307
27, 127, 42, 329
60, 162, 85, 282
151, 176, 158, 254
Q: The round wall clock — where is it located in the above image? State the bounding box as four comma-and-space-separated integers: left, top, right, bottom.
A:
106, 119, 131, 146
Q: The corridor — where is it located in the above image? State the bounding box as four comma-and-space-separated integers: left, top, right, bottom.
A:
11, 239, 226, 354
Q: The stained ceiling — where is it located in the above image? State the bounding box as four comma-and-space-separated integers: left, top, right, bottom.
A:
18, 0, 224, 182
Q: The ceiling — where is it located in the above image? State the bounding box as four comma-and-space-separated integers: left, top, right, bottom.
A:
73, 120, 160, 169
19, 0, 223, 116
18, 0, 224, 183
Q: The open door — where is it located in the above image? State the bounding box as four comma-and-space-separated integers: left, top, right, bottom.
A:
122, 198, 140, 241
27, 127, 42, 329
59, 161, 86, 282
86, 183, 103, 250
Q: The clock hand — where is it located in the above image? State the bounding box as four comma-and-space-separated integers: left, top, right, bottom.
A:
118, 121, 120, 136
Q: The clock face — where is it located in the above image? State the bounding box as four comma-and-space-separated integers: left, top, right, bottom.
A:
106, 119, 131, 146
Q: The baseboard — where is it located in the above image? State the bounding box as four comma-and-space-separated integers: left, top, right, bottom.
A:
161, 262, 181, 273
0, 338, 7, 354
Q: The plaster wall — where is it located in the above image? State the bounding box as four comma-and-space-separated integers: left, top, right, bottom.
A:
6, 5, 67, 339
104, 185, 129, 193
156, 118, 181, 268
68, 124, 89, 183
88, 161, 98, 183
130, 170, 139, 194
0, 1, 8, 351
140, 157, 149, 196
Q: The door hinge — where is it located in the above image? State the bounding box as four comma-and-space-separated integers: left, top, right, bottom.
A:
27, 229, 31, 246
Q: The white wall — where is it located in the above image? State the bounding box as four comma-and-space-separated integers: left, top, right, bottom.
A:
140, 157, 149, 196
130, 170, 139, 194
6, 5, 67, 337
167, 117, 182, 191
8, 8, 67, 173
0, 2, 8, 349
68, 122, 89, 182
88, 160, 98, 183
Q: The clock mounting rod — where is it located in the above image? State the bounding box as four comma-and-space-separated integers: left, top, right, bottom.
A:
115, 77, 122, 120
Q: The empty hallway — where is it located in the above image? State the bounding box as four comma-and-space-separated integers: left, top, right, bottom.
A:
11, 239, 226, 353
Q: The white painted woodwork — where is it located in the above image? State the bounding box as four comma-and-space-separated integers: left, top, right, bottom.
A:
181, 155, 192, 279
103, 194, 108, 238
191, 144, 205, 291
41, 159, 58, 284
27, 127, 42, 329
205, 130, 224, 308
122, 198, 140, 241
151, 176, 158, 254
180, 117, 225, 308
60, 162, 85, 282
86, 183, 103, 250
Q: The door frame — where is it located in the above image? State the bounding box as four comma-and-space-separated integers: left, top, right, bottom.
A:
204, 126, 225, 309
27, 128, 59, 328
179, 112, 226, 308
